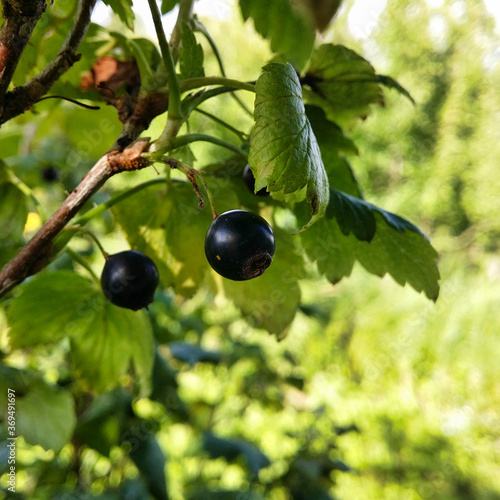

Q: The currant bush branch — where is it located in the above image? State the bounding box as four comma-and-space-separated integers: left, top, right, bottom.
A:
0, 139, 151, 298
0, 0, 46, 115
0, 0, 97, 125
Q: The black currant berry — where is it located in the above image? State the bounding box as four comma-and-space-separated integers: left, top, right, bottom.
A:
41, 166, 60, 182
205, 210, 275, 281
243, 164, 269, 197
101, 250, 159, 310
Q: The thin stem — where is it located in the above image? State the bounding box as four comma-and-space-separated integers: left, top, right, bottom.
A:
74, 226, 109, 259
74, 178, 167, 226
193, 108, 247, 141
179, 77, 255, 94
36, 95, 100, 110
193, 18, 253, 117
169, 134, 247, 158
147, 0, 182, 120
163, 158, 205, 209
65, 247, 99, 283
198, 173, 218, 219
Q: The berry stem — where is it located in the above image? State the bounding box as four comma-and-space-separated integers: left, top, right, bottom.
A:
163, 158, 205, 210
198, 174, 218, 220
75, 226, 109, 259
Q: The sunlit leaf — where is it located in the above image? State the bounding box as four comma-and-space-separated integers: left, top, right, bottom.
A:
102, 0, 134, 30
299, 192, 440, 300
239, 0, 315, 69
223, 227, 305, 338
7, 271, 155, 394
179, 23, 205, 80
249, 63, 329, 230
302, 44, 384, 126
161, 0, 179, 14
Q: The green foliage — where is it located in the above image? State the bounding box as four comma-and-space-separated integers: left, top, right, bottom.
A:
7, 0, 498, 498
161, 0, 180, 15
0, 166, 29, 267
7, 272, 154, 394
0, 365, 76, 452
239, 0, 315, 69
224, 227, 305, 336
299, 194, 440, 300
102, 0, 135, 30
249, 62, 329, 229
179, 24, 205, 80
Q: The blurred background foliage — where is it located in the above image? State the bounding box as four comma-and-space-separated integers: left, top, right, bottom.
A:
1, 0, 500, 498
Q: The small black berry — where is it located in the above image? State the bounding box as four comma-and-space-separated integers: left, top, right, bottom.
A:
41, 166, 60, 182
101, 250, 159, 310
205, 210, 275, 281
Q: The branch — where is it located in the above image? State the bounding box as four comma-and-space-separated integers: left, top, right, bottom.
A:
0, 0, 47, 114
0, 0, 97, 125
0, 139, 151, 298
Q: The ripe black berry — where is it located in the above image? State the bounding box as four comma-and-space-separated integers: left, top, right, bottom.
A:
243, 164, 269, 197
205, 210, 275, 281
101, 250, 159, 310
41, 166, 60, 182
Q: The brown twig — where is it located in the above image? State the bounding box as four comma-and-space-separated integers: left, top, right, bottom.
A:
0, 0, 97, 125
0, 0, 47, 114
0, 139, 151, 298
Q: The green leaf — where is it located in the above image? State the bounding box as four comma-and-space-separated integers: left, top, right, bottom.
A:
151, 351, 189, 419
75, 388, 132, 456
179, 23, 205, 80
305, 105, 361, 196
249, 63, 329, 230
7, 271, 155, 394
298, 0, 342, 32
223, 227, 305, 338
128, 433, 168, 500
203, 432, 271, 476
70, 301, 154, 395
7, 271, 98, 348
299, 191, 440, 300
328, 190, 376, 242
161, 0, 179, 14
102, 0, 135, 30
0, 365, 76, 452
113, 180, 238, 297
239, 0, 315, 70
302, 44, 384, 127
0, 177, 29, 243
376, 74, 415, 105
